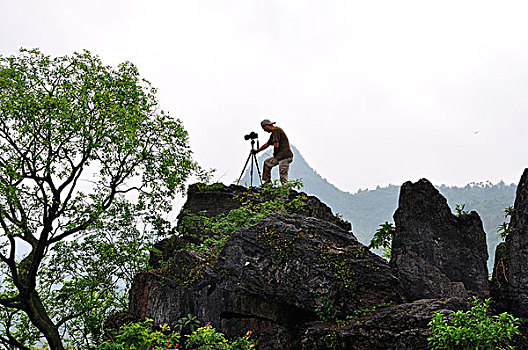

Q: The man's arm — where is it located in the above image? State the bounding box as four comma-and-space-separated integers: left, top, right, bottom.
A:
253, 142, 269, 153
253, 141, 279, 153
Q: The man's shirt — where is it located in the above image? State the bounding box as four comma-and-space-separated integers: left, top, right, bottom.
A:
267, 127, 294, 161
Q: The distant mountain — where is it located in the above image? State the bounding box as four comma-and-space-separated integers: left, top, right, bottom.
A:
241, 145, 516, 270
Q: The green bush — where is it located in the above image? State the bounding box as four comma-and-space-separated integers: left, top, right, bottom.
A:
186, 324, 256, 349
98, 318, 179, 350
368, 222, 395, 259
498, 205, 514, 239
455, 203, 470, 216
99, 318, 256, 350
428, 297, 520, 350
180, 181, 308, 257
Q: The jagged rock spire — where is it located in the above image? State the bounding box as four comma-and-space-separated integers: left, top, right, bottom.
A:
390, 178, 489, 301
492, 169, 528, 317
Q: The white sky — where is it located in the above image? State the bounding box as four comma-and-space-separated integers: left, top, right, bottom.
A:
1, 0, 528, 193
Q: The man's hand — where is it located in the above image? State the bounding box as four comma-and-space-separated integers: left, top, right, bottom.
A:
251, 149, 258, 154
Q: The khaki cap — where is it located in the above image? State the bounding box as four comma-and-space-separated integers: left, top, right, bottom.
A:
260, 119, 276, 127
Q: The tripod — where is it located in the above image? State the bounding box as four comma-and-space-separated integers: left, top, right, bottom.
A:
237, 139, 262, 187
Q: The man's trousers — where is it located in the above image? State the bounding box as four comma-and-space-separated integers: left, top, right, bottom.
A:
262, 157, 293, 184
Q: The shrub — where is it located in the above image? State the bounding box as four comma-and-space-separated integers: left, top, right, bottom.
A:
498, 205, 514, 239
180, 181, 308, 257
99, 318, 256, 350
98, 318, 179, 350
455, 203, 470, 216
428, 297, 520, 350
186, 324, 256, 349
368, 222, 395, 259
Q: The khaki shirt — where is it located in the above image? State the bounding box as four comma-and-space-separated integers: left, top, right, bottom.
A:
267, 127, 294, 161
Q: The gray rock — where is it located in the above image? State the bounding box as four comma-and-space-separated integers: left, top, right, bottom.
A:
125, 180, 527, 349
176, 183, 351, 233
150, 182, 351, 269
129, 213, 401, 349
490, 241, 510, 313
300, 298, 469, 350
491, 168, 528, 318
390, 178, 489, 301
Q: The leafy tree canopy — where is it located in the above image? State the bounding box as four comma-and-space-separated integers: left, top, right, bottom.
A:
0, 48, 204, 349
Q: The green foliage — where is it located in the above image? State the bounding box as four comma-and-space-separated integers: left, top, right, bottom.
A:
176, 314, 201, 334
0, 303, 41, 347
498, 222, 512, 239
158, 181, 311, 287
455, 203, 470, 216
178, 208, 262, 260
259, 179, 304, 194
318, 249, 358, 299
179, 181, 308, 259
196, 183, 225, 192
255, 227, 302, 261
346, 302, 395, 319
498, 205, 514, 239
186, 324, 256, 350
100, 319, 256, 350
34, 202, 169, 348
98, 318, 180, 350
428, 297, 520, 350
323, 330, 339, 350
312, 291, 338, 323
228, 331, 258, 350
0, 48, 203, 349
368, 222, 395, 259
180, 207, 263, 240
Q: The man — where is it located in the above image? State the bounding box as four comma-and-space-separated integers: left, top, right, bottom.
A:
252, 119, 294, 184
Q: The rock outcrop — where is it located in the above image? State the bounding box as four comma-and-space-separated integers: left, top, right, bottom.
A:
390, 179, 489, 301
123, 179, 528, 349
300, 298, 468, 350
177, 183, 350, 232
492, 169, 528, 318
130, 212, 401, 349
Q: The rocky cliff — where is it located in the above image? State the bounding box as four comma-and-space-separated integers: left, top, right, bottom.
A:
492, 169, 528, 318
125, 179, 528, 349
390, 178, 489, 301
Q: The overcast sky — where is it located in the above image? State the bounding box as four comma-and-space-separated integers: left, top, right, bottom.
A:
1, 0, 527, 193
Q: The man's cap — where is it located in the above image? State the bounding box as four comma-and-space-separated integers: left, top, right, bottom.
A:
260, 119, 276, 127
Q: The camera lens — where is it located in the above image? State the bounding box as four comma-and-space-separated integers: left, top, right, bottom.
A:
244, 132, 258, 140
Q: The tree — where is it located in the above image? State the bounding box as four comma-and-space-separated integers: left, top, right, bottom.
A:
0, 49, 202, 349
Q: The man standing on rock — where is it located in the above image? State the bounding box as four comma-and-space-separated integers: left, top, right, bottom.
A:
252, 119, 294, 184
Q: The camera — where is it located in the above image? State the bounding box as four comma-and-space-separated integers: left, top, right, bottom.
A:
244, 131, 258, 140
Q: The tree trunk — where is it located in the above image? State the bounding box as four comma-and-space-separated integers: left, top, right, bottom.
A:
24, 290, 64, 350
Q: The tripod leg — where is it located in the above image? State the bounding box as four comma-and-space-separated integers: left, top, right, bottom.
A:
237, 152, 253, 185
252, 153, 263, 185
250, 155, 254, 186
